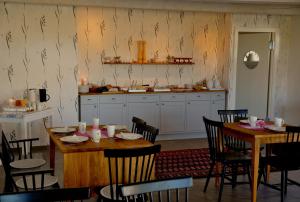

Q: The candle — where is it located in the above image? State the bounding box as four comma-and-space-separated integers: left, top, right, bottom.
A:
8, 98, 16, 107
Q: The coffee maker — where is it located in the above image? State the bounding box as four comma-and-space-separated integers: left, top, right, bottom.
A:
25, 88, 50, 111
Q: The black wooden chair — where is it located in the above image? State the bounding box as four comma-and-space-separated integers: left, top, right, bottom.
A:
259, 125, 300, 202
140, 124, 159, 144
99, 144, 161, 201
131, 117, 146, 134
203, 116, 252, 202
218, 109, 248, 152
121, 176, 193, 202
1, 132, 59, 192
0, 187, 91, 202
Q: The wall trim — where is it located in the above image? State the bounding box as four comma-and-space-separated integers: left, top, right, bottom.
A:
4, 0, 300, 15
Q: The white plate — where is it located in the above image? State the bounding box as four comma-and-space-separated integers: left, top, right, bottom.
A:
239, 119, 249, 124
10, 158, 46, 169
50, 127, 77, 133
60, 135, 89, 143
116, 132, 143, 140
102, 125, 127, 130
264, 125, 286, 132
16, 175, 58, 189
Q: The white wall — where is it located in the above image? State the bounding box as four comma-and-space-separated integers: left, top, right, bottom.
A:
285, 16, 300, 125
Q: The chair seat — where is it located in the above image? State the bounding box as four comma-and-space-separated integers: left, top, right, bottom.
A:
217, 151, 252, 163
263, 156, 300, 170
10, 158, 46, 169
15, 175, 58, 189
100, 184, 123, 200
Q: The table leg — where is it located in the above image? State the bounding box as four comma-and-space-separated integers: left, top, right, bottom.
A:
215, 162, 220, 187
50, 137, 55, 170
251, 141, 260, 202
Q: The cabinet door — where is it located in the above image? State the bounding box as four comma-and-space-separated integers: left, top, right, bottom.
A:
99, 103, 126, 125
127, 102, 160, 129
160, 102, 185, 134
80, 104, 98, 124
186, 100, 211, 133
210, 100, 225, 121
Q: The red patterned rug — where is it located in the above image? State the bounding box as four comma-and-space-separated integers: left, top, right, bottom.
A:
155, 148, 211, 179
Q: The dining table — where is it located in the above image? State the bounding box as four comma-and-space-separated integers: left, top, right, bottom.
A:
48, 126, 153, 188
223, 122, 288, 202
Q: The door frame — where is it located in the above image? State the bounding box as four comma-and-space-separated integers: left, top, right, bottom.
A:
229, 27, 279, 119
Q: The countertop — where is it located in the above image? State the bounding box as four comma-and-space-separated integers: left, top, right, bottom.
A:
79, 89, 226, 96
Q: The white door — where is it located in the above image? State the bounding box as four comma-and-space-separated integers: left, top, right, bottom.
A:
236, 32, 272, 119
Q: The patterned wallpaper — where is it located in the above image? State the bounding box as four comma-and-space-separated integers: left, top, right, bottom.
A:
0, 2, 291, 143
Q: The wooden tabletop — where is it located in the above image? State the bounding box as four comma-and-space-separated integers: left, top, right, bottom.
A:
47, 127, 153, 153
223, 122, 287, 144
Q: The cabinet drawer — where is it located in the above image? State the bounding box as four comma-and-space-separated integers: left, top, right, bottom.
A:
186, 93, 210, 101
211, 92, 225, 100
160, 94, 186, 102
127, 94, 159, 103
99, 95, 125, 103
80, 96, 98, 105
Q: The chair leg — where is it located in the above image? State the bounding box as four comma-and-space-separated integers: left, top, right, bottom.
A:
204, 162, 215, 192
231, 163, 238, 189
281, 170, 285, 202
218, 164, 226, 202
246, 163, 252, 190
284, 169, 288, 195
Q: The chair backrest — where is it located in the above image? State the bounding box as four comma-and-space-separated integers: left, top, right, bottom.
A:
217, 110, 248, 152
2, 131, 15, 163
121, 176, 193, 202
0, 187, 91, 202
203, 116, 225, 161
104, 144, 161, 200
218, 109, 248, 123
140, 124, 159, 144
131, 117, 146, 133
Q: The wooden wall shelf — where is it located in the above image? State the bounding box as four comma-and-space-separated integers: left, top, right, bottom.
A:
102, 62, 195, 65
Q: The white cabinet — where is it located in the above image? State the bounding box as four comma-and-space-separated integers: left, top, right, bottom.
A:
80, 96, 98, 124
160, 94, 186, 134
79, 91, 226, 139
210, 92, 226, 121
186, 93, 211, 134
99, 95, 126, 125
127, 95, 160, 129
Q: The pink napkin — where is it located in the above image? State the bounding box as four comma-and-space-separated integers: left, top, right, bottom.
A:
239, 120, 270, 131
75, 128, 110, 139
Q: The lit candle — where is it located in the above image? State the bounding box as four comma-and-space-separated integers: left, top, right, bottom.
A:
80, 78, 88, 85
8, 98, 16, 107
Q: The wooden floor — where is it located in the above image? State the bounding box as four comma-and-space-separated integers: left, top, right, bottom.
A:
1, 138, 300, 202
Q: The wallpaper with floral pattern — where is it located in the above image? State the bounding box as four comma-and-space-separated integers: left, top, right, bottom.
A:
0, 2, 290, 144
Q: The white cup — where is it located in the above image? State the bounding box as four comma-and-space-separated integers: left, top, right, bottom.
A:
249, 116, 257, 127
78, 122, 86, 133
93, 118, 100, 129
107, 125, 116, 138
92, 129, 101, 143
274, 117, 284, 127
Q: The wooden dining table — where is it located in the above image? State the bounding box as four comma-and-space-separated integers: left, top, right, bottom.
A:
48, 126, 153, 188
223, 122, 287, 202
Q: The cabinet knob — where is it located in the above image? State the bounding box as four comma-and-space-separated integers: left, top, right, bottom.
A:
197, 95, 201, 98
187, 102, 191, 104
123, 104, 126, 107
88, 99, 92, 100
172, 96, 176, 98
161, 103, 165, 106
94, 105, 97, 108
156, 103, 159, 106
111, 98, 116, 100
